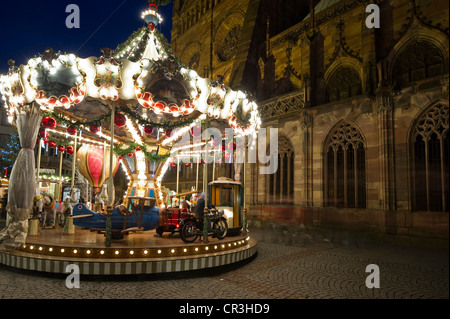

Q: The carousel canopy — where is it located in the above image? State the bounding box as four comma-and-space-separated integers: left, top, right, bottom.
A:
0, 1, 261, 210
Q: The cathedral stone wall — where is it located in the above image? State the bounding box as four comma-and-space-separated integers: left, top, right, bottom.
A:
171, 0, 449, 239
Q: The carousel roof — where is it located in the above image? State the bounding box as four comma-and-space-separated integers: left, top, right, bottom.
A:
0, 2, 261, 207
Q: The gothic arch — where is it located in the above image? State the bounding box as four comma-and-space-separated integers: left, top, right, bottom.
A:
324, 57, 363, 85
324, 63, 363, 103
387, 27, 449, 86
408, 100, 449, 212
213, 10, 245, 62
267, 132, 295, 204
180, 41, 202, 71
323, 120, 367, 208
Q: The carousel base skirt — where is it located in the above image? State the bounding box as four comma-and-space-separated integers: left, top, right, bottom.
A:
0, 227, 257, 275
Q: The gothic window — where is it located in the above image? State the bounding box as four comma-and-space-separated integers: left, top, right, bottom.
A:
324, 122, 366, 208
269, 135, 294, 203
217, 25, 241, 62
411, 103, 449, 212
392, 41, 445, 89
188, 52, 200, 70
325, 67, 362, 102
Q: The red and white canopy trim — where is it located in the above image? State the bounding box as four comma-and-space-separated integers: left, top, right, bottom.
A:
0, 26, 261, 137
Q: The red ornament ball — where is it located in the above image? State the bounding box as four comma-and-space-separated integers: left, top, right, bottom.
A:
57, 145, 65, 152
66, 145, 74, 154
165, 129, 172, 137
89, 124, 100, 134
49, 141, 57, 148
42, 116, 57, 129
170, 162, 176, 168
114, 113, 126, 127
39, 130, 48, 138
228, 141, 237, 151
190, 125, 202, 137
135, 146, 141, 152
143, 125, 154, 135
184, 162, 190, 167
43, 137, 49, 144
128, 152, 134, 157
66, 126, 77, 135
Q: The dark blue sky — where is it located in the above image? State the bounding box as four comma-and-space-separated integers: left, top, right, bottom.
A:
0, 0, 173, 73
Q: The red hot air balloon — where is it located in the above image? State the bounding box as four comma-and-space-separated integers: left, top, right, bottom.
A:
76, 144, 120, 195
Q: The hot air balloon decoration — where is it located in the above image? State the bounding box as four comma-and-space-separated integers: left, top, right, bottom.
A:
76, 144, 120, 195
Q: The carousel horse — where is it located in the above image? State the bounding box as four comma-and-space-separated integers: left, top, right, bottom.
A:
33, 187, 44, 220
93, 193, 105, 213
61, 197, 73, 232
42, 194, 57, 228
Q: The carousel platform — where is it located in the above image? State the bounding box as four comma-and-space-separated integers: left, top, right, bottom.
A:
0, 226, 257, 275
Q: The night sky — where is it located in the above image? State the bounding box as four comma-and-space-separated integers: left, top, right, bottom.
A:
0, 0, 173, 74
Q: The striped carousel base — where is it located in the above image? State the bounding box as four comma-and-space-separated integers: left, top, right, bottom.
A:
0, 227, 257, 275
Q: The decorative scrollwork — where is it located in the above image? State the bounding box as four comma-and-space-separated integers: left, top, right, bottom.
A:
259, 90, 304, 119
414, 103, 449, 139
326, 121, 365, 151
218, 26, 241, 62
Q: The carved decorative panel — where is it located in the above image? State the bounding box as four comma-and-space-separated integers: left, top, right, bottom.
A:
259, 90, 304, 119
326, 67, 362, 102
392, 41, 445, 89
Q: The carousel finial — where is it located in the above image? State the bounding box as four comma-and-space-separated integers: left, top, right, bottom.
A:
41, 47, 57, 63
100, 48, 114, 58
142, 1, 163, 31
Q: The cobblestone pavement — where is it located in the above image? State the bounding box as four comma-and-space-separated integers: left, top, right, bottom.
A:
0, 222, 448, 300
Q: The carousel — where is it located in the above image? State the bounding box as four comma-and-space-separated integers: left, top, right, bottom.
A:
0, 1, 259, 275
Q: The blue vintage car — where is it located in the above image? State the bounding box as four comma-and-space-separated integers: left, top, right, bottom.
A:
71, 203, 159, 232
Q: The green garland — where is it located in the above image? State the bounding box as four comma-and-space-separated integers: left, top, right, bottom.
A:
47, 137, 74, 147
43, 107, 196, 131
113, 142, 170, 162
149, 0, 172, 6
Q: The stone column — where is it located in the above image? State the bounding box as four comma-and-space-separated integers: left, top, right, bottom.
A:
376, 87, 396, 211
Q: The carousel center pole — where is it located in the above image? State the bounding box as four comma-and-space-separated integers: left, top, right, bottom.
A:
105, 102, 115, 248
242, 135, 248, 236
70, 131, 78, 189
36, 138, 42, 184
58, 146, 64, 201
176, 155, 180, 195
203, 118, 208, 243
196, 154, 199, 191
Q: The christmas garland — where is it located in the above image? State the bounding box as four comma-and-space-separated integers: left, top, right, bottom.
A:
118, 107, 195, 129
42, 107, 196, 131
113, 142, 171, 162
149, 0, 172, 6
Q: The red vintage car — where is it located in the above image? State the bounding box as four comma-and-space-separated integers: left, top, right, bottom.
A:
155, 207, 193, 236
